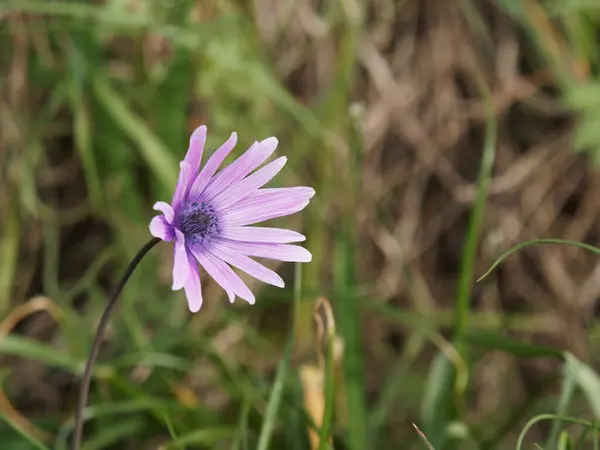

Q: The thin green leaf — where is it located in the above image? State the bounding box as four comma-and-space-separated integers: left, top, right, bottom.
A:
564, 352, 600, 419
55, 398, 180, 450
465, 331, 563, 359
565, 82, 600, 110
82, 418, 145, 450
67, 34, 104, 210
0, 196, 19, 316
335, 228, 368, 450
453, 68, 497, 338
92, 74, 178, 189
478, 239, 600, 282
0, 414, 51, 450
0, 335, 80, 373
422, 64, 497, 448
256, 340, 293, 450
160, 428, 235, 449
547, 361, 577, 450
163, 412, 178, 442
231, 399, 251, 450
255, 263, 301, 450
557, 430, 575, 450
517, 414, 598, 450
420, 352, 455, 449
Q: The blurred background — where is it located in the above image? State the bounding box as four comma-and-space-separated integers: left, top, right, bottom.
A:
3, 0, 600, 449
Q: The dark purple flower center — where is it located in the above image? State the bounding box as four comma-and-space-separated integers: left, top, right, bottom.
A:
180, 201, 220, 244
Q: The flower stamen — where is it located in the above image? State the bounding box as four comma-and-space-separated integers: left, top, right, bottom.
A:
181, 201, 220, 244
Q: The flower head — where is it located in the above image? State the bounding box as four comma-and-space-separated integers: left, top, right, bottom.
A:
149, 126, 315, 312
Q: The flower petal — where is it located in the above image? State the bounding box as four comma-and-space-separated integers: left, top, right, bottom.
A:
149, 215, 174, 241
220, 226, 305, 243
218, 240, 312, 262
189, 244, 255, 304
200, 140, 257, 198
224, 288, 235, 303
184, 125, 206, 176
188, 132, 237, 200
210, 241, 284, 287
184, 249, 203, 312
222, 187, 315, 226
153, 201, 175, 224
171, 161, 193, 212
211, 156, 287, 209
202, 137, 278, 200
172, 230, 190, 290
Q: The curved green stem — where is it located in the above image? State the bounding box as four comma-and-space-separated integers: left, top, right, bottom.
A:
478, 238, 600, 283
516, 413, 598, 450
71, 237, 161, 450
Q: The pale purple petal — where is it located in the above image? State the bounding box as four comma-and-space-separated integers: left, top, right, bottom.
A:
153, 201, 174, 224
200, 140, 258, 198
149, 215, 174, 241
223, 187, 315, 213
218, 240, 312, 262
187, 132, 237, 200
184, 250, 203, 312
189, 244, 255, 304
210, 241, 284, 287
211, 156, 287, 209
222, 187, 315, 226
220, 227, 305, 243
223, 201, 309, 227
172, 230, 189, 290
224, 288, 235, 303
184, 125, 206, 176
202, 137, 278, 199
171, 161, 193, 212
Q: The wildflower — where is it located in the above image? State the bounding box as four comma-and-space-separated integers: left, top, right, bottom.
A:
149, 125, 315, 312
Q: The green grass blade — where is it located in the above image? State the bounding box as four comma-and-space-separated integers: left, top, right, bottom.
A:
0, 0, 103, 16
421, 67, 497, 448
546, 361, 577, 450
160, 428, 236, 449
163, 411, 178, 442
255, 262, 302, 450
0, 335, 80, 373
0, 413, 51, 450
335, 228, 367, 450
478, 239, 600, 282
421, 352, 455, 449
564, 352, 600, 418
81, 418, 145, 450
465, 331, 564, 359
0, 196, 19, 316
256, 340, 292, 450
557, 431, 574, 450
55, 398, 181, 450
91, 74, 178, 189
42, 223, 61, 300
476, 369, 560, 449
67, 34, 104, 211
453, 71, 497, 338
517, 414, 598, 450
231, 399, 251, 450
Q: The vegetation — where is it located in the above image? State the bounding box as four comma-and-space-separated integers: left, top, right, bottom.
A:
2, 0, 600, 448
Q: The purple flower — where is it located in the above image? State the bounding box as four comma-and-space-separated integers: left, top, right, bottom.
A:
149, 125, 315, 312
